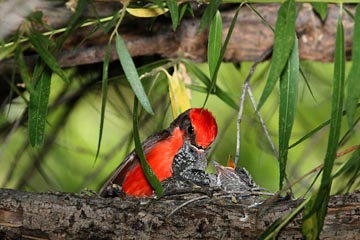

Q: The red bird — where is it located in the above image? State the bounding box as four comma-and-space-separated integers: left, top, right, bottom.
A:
99, 108, 218, 197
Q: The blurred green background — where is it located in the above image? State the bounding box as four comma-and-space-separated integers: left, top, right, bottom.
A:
0, 60, 358, 197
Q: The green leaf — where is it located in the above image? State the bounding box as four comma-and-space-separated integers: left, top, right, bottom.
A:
94, 43, 111, 162
302, 190, 330, 240
257, 0, 296, 110
198, 0, 221, 32
166, 0, 179, 31
346, 4, 360, 132
115, 33, 154, 115
303, 11, 345, 239
27, 31, 69, 83
312, 3, 328, 21
289, 104, 360, 149
15, 45, 34, 93
208, 10, 222, 80
28, 63, 52, 147
151, 0, 164, 10
204, 5, 241, 107
183, 60, 238, 110
278, 36, 299, 189
179, 2, 192, 21
56, 0, 88, 45
0, 44, 16, 61
133, 97, 163, 198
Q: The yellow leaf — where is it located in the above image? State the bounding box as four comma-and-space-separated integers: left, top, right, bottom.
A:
168, 67, 191, 118
126, 7, 168, 18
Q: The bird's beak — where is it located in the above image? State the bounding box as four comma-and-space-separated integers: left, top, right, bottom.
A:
190, 144, 206, 154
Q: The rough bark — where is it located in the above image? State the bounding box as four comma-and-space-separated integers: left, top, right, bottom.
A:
0, 3, 355, 74
0, 188, 359, 239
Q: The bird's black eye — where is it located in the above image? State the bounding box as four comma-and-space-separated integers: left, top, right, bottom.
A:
187, 126, 194, 135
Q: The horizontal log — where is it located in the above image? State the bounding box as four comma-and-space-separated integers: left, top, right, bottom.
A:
0, 189, 359, 239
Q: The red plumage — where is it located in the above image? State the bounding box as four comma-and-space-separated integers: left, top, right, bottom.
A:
189, 108, 218, 149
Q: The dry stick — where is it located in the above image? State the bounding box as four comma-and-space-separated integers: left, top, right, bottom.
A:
336, 144, 359, 158
235, 48, 273, 165
166, 195, 209, 218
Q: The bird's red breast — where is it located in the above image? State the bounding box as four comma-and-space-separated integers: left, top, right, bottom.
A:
121, 127, 184, 196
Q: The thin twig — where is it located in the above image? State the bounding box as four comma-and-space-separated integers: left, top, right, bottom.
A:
166, 195, 209, 218
235, 80, 249, 165
247, 85, 278, 158
235, 48, 273, 165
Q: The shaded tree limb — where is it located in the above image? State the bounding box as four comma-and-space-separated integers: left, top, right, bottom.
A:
0, 4, 355, 74
0, 188, 359, 239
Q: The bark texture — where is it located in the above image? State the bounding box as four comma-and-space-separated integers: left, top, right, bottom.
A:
0, 189, 359, 239
0, 3, 355, 74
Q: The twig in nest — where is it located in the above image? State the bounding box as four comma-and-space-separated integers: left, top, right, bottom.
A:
166, 195, 209, 218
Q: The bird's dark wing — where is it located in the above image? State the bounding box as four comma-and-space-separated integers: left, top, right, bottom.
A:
98, 129, 171, 197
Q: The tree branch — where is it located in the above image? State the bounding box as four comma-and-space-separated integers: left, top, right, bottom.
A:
0, 4, 355, 74
0, 189, 359, 239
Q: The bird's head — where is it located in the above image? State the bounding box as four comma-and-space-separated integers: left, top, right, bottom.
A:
172, 108, 218, 151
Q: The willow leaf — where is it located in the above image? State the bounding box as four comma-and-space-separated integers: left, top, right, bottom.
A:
257, 0, 296, 110
95, 43, 111, 162
166, 0, 179, 30
279, 36, 299, 189
28, 31, 69, 83
303, 11, 345, 240
312, 3, 328, 21
133, 98, 163, 197
28, 64, 52, 147
198, 0, 221, 32
115, 33, 154, 115
208, 10, 222, 80
346, 4, 360, 132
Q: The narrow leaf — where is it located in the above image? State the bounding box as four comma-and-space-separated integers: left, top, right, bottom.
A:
56, 0, 88, 45
198, 0, 221, 32
278, 36, 299, 189
346, 4, 360, 132
127, 7, 168, 18
208, 10, 222, 80
257, 0, 296, 110
28, 64, 52, 147
183, 60, 238, 109
151, 0, 164, 9
15, 45, 34, 93
312, 3, 328, 21
204, 5, 241, 107
289, 104, 360, 149
0, 44, 16, 61
27, 31, 69, 83
95, 43, 111, 162
179, 2, 192, 21
303, 11, 345, 239
115, 33, 154, 115
133, 97, 163, 197
166, 0, 179, 31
